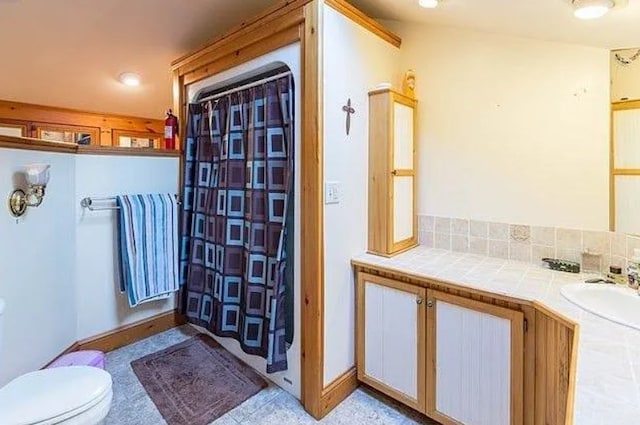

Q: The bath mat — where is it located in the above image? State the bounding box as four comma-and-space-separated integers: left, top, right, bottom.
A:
131, 334, 267, 425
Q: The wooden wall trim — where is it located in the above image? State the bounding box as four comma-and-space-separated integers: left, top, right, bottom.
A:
182, 24, 301, 86
320, 368, 359, 416
77, 145, 181, 158
0, 135, 180, 157
301, 0, 327, 419
0, 100, 163, 134
324, 0, 402, 48
0, 135, 78, 153
41, 342, 80, 369
76, 310, 186, 353
172, 0, 314, 72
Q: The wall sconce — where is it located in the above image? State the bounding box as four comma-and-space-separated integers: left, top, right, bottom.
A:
8, 164, 51, 218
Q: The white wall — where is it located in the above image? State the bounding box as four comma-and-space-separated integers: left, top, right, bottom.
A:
0, 149, 179, 386
611, 48, 640, 102
75, 155, 179, 340
188, 43, 303, 399
322, 6, 400, 386
0, 149, 76, 385
387, 23, 611, 230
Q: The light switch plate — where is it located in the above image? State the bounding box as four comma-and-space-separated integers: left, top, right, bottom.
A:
325, 181, 341, 204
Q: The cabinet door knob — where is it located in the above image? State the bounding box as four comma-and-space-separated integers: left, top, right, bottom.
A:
427, 300, 434, 308
416, 298, 424, 305
391, 170, 398, 176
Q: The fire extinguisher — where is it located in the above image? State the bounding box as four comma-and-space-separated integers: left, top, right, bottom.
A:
164, 109, 178, 150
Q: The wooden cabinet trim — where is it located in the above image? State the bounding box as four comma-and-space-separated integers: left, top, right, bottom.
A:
357, 272, 427, 413
0, 119, 29, 136
34, 122, 100, 146
369, 89, 418, 256
353, 263, 578, 425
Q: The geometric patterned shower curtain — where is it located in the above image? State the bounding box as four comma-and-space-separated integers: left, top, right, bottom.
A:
179, 75, 294, 373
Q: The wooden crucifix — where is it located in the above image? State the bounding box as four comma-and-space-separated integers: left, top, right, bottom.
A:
342, 98, 355, 136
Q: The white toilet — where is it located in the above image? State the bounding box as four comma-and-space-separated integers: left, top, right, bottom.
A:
0, 299, 113, 425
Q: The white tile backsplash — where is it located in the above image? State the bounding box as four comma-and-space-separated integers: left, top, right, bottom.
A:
419, 214, 640, 273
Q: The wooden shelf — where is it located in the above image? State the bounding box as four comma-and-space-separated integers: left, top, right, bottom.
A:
0, 135, 181, 157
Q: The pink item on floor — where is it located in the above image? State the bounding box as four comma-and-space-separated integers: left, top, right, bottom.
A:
47, 350, 106, 369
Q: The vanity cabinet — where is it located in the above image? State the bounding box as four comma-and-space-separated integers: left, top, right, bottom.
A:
426, 290, 524, 425
368, 89, 418, 257
356, 271, 525, 425
356, 273, 426, 412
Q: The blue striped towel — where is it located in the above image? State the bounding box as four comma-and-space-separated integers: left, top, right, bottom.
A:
116, 194, 179, 307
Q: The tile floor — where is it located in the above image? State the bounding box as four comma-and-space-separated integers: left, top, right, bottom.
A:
105, 325, 438, 425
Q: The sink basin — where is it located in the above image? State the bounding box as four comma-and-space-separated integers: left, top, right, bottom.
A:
561, 284, 640, 330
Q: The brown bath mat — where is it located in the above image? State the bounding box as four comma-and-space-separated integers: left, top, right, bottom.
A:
131, 334, 267, 425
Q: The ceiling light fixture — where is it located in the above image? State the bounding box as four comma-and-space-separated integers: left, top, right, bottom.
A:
419, 0, 439, 9
572, 0, 614, 19
119, 72, 141, 87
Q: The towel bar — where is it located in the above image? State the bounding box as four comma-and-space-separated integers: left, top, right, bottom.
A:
80, 195, 181, 211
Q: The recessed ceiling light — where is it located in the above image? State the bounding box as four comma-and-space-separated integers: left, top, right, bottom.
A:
119, 72, 141, 87
572, 0, 614, 19
419, 0, 439, 9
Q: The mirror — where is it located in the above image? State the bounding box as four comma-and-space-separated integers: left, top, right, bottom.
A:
611, 48, 640, 234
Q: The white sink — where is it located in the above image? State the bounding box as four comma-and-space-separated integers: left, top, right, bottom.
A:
561, 284, 640, 330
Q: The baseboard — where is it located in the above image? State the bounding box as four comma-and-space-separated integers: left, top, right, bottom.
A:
319, 367, 358, 417
42, 342, 80, 369
76, 309, 186, 353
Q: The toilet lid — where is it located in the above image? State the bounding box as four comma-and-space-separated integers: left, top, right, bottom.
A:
0, 366, 112, 425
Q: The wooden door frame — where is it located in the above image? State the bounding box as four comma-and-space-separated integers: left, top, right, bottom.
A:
171, 0, 326, 418
356, 272, 427, 413
171, 0, 401, 419
426, 289, 525, 425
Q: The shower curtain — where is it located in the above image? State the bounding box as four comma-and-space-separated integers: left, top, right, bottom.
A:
179, 75, 294, 373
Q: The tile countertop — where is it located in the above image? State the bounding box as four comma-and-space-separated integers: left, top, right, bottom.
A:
352, 246, 640, 425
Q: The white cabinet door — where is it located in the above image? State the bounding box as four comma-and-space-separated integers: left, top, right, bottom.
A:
357, 273, 426, 412
427, 291, 524, 425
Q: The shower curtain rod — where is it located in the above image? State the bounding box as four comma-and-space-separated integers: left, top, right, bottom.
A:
198, 71, 293, 103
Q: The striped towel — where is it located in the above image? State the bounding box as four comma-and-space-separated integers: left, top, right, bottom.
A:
116, 194, 179, 307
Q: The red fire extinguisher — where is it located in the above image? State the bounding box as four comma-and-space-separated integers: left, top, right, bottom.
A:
164, 109, 178, 150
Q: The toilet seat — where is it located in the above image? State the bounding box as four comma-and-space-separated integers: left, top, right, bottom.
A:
0, 366, 112, 425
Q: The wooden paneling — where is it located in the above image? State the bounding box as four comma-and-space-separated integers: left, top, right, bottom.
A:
353, 264, 579, 425
533, 308, 578, 425
76, 310, 186, 353
324, 0, 402, 47
172, 0, 313, 72
182, 25, 301, 86
0, 99, 163, 147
